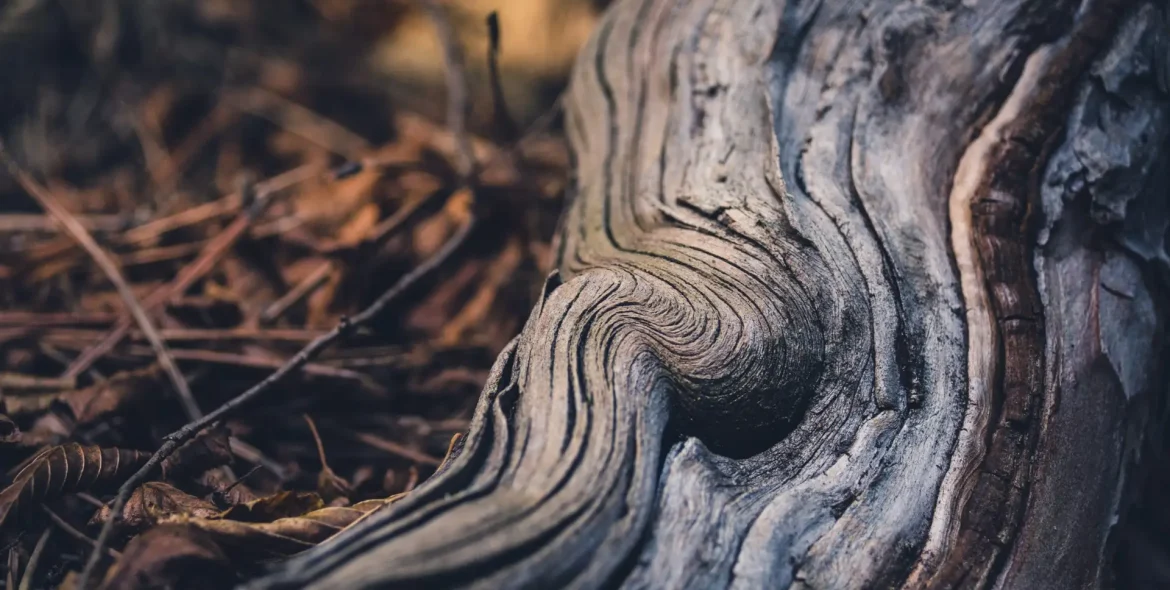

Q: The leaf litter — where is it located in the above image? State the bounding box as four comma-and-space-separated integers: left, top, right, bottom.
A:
0, 0, 587, 587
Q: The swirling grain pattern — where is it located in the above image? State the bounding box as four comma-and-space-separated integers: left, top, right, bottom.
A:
247, 0, 1168, 588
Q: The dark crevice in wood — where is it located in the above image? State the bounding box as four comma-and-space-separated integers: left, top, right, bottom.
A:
927, 1, 1137, 586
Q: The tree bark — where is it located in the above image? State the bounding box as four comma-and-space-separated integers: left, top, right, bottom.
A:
248, 0, 1170, 588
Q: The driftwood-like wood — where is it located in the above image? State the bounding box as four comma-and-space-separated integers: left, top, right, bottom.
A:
248, 0, 1169, 588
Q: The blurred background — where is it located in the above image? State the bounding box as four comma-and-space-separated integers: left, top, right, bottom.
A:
0, 1, 606, 588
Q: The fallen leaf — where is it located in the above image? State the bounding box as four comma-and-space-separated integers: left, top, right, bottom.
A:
97, 524, 235, 590
165, 498, 394, 560
0, 365, 164, 424
0, 444, 151, 531
201, 467, 260, 506
215, 491, 324, 523
61, 365, 166, 424
162, 426, 234, 483
90, 482, 219, 532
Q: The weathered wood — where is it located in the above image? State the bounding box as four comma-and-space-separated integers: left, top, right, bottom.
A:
247, 0, 1169, 588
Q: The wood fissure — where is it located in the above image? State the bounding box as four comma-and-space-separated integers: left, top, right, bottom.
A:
924, 0, 1135, 586
245, 0, 1169, 588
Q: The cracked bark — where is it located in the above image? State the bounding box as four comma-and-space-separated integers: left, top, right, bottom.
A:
247, 0, 1169, 588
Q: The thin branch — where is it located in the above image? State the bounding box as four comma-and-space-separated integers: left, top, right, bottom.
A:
41, 506, 120, 559
260, 260, 334, 323
0, 213, 126, 233
235, 88, 371, 160
354, 431, 442, 466
17, 529, 50, 590
0, 311, 120, 327
485, 12, 519, 141
303, 414, 338, 474
77, 214, 475, 589
0, 145, 203, 423
116, 345, 383, 390
420, 0, 476, 181
119, 194, 240, 246
64, 164, 320, 378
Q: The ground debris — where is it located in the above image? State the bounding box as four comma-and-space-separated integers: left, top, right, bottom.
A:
0, 0, 572, 585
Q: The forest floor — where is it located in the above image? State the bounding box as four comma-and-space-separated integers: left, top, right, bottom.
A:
0, 1, 588, 587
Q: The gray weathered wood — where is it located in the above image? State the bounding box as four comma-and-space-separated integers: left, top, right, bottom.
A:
246, 0, 1169, 588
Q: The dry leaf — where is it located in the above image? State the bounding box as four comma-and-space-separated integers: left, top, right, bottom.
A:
0, 443, 151, 530
0, 365, 164, 424
163, 426, 234, 483
200, 467, 260, 506
165, 498, 393, 560
90, 482, 220, 532
216, 491, 324, 523
61, 365, 166, 424
97, 524, 235, 590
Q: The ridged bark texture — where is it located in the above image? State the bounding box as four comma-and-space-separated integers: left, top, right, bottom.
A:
248, 0, 1170, 588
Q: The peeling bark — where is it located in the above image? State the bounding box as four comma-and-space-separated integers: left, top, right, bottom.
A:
247, 0, 1169, 588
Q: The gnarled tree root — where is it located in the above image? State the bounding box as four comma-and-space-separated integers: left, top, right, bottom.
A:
247, 0, 1170, 588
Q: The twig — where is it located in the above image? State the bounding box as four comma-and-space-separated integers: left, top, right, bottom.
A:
118, 241, 206, 266
17, 529, 50, 590
358, 187, 452, 252
118, 346, 381, 388
77, 493, 105, 509
420, 0, 476, 180
0, 373, 76, 391
41, 506, 120, 559
485, 12, 519, 141
0, 311, 121, 330
154, 102, 238, 192
221, 465, 263, 495
0, 311, 120, 328
0, 213, 126, 233
0, 145, 203, 424
65, 164, 320, 378
235, 88, 371, 160
227, 437, 288, 481
260, 261, 334, 323
6, 543, 18, 590
77, 213, 474, 589
303, 414, 336, 473
40, 326, 325, 344
119, 194, 240, 246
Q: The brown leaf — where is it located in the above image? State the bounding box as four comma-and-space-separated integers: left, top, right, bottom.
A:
165, 498, 393, 560
90, 482, 219, 533
60, 365, 166, 424
0, 365, 163, 424
161, 426, 234, 482
200, 467, 259, 506
215, 491, 324, 523
97, 524, 235, 590
0, 443, 151, 531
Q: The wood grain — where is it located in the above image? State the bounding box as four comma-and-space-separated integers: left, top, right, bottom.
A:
247, 0, 1169, 588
